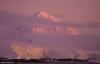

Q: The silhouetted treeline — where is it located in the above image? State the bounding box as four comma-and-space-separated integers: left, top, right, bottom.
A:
53, 58, 89, 62
0, 57, 99, 64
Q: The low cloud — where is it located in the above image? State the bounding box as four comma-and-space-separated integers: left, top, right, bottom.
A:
69, 21, 100, 28
72, 50, 100, 62
11, 43, 60, 59
11, 42, 100, 63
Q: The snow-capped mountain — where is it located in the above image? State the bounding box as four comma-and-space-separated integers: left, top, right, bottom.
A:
0, 11, 100, 63
34, 11, 59, 22
14, 11, 78, 35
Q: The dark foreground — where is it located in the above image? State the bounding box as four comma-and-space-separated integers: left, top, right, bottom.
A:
0, 61, 100, 64
0, 57, 100, 64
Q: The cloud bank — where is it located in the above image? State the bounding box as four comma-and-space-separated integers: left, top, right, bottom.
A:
11, 43, 60, 60
72, 50, 100, 62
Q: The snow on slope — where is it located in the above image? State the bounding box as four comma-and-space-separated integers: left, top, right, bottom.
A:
15, 11, 79, 35
34, 10, 59, 22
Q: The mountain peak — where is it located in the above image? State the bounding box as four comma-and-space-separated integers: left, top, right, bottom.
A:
34, 10, 59, 22
37, 10, 49, 18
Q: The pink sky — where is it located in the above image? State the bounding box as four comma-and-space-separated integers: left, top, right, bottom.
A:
0, 0, 100, 21
0, 0, 100, 61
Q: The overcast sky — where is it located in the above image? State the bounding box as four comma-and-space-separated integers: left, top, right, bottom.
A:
0, 0, 100, 21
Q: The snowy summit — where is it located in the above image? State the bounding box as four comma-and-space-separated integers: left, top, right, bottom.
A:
34, 10, 59, 22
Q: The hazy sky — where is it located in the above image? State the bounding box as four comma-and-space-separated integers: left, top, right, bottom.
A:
0, 0, 100, 21
0, 0, 100, 60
